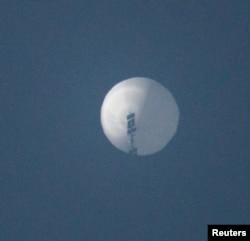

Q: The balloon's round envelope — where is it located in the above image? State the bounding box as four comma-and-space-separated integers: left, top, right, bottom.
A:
100, 77, 180, 156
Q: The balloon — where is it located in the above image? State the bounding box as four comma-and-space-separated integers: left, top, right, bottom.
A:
100, 77, 180, 155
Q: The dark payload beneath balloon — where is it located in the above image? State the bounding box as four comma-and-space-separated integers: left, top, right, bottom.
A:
100, 77, 180, 156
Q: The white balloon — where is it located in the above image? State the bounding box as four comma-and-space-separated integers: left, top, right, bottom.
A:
100, 77, 180, 155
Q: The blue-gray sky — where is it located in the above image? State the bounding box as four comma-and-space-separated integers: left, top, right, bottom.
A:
0, 1, 249, 240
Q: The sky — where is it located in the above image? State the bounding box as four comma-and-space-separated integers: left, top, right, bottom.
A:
0, 1, 250, 240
